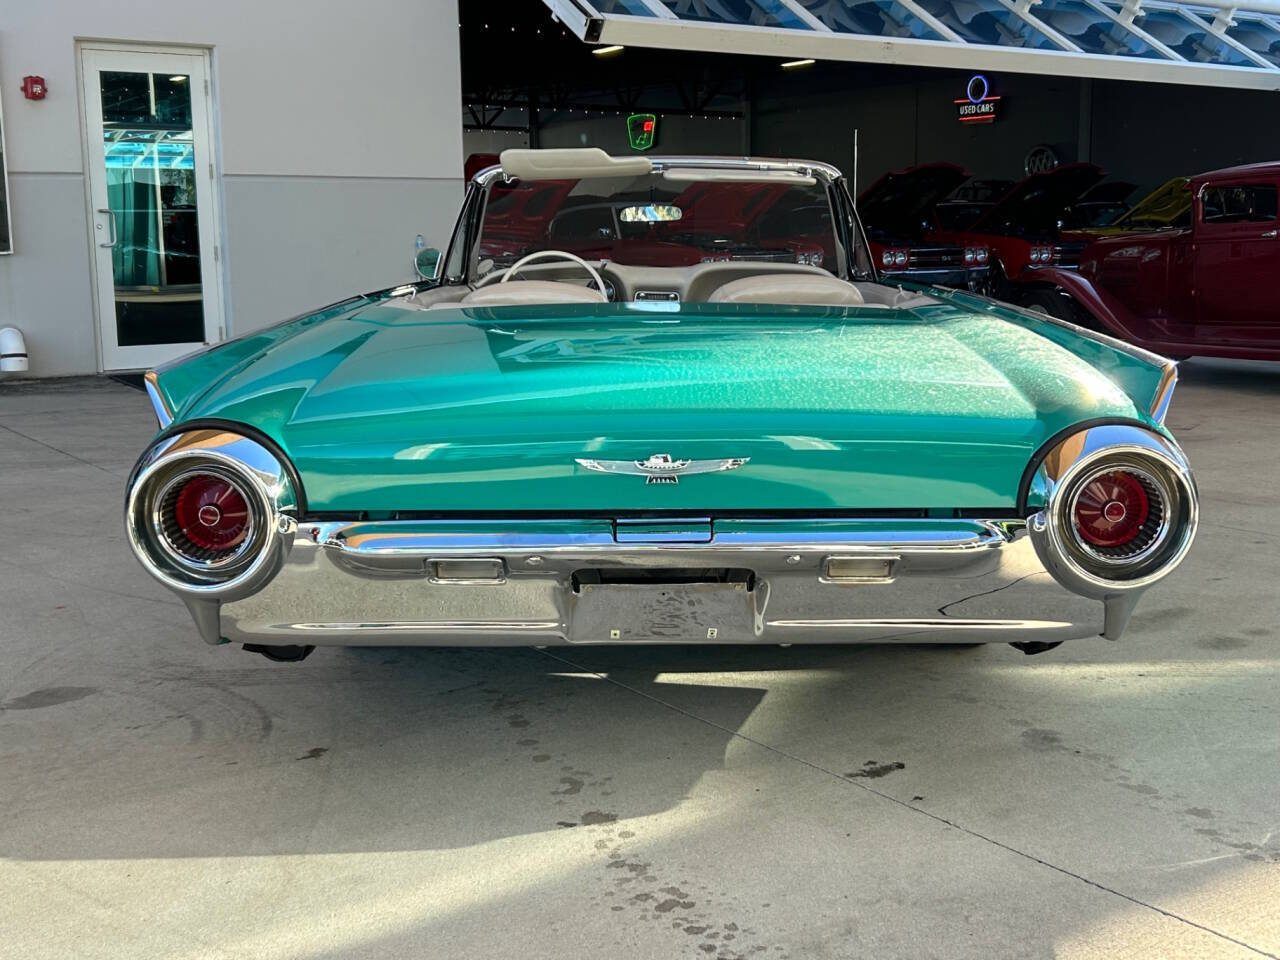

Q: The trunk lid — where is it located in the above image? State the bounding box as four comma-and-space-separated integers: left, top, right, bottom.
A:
172, 299, 1147, 515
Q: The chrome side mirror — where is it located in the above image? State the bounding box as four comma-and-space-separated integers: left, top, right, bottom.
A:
413, 235, 440, 279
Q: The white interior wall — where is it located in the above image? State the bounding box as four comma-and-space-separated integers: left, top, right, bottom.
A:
0, 0, 463, 376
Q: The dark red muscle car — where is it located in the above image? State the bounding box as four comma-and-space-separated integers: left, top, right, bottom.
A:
858, 162, 991, 291
930, 163, 1105, 296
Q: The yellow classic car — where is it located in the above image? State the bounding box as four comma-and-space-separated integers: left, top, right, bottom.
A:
1074, 177, 1191, 237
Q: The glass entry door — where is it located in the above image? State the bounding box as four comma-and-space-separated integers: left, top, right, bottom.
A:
81, 46, 223, 371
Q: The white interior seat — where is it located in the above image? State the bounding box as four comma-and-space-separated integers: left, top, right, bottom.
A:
460, 281, 606, 307
707, 274, 865, 307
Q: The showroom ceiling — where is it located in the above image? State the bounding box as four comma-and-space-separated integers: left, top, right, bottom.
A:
540, 0, 1280, 88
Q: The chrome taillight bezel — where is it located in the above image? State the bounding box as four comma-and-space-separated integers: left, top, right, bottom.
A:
125, 429, 298, 599
1028, 425, 1198, 596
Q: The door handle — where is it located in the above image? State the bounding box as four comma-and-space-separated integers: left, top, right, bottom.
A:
96, 208, 117, 248
1262, 229, 1278, 239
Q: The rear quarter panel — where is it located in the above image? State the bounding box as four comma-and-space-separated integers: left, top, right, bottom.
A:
920, 285, 1175, 430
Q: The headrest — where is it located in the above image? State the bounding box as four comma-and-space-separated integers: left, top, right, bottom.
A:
460, 281, 607, 307
707, 274, 864, 307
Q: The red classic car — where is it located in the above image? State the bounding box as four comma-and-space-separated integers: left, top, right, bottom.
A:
931, 163, 1105, 296
858, 162, 991, 291
1020, 162, 1280, 360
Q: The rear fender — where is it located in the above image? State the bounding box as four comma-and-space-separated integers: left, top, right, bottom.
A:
1023, 267, 1142, 343
923, 283, 1178, 426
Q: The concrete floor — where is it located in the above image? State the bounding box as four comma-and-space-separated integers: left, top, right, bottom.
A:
1, 365, 1277, 960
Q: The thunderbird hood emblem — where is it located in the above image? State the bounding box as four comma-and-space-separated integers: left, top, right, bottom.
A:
575, 453, 749, 485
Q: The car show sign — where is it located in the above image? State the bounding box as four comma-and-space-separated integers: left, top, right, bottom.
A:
956, 75, 1001, 124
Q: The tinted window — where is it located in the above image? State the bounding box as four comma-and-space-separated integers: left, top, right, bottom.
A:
1201, 184, 1278, 224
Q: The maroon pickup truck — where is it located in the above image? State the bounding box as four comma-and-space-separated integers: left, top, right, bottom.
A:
1022, 162, 1280, 361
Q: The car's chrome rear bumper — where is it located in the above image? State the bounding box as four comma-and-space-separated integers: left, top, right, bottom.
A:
188, 517, 1124, 647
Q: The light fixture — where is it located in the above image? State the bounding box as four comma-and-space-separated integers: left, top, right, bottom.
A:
781, 58, 815, 70
592, 45, 625, 56
169, 75, 187, 82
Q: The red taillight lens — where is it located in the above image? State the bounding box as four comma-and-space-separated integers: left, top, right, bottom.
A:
172, 474, 250, 553
1073, 470, 1150, 548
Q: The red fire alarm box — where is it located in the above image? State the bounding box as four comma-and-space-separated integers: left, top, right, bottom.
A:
21, 76, 47, 100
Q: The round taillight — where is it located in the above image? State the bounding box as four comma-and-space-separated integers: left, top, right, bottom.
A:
1072, 470, 1150, 548
174, 474, 250, 551
158, 471, 255, 565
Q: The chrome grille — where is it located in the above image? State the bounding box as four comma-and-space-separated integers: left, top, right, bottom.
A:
907, 246, 964, 269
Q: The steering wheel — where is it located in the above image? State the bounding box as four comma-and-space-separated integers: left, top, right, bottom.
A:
476, 250, 607, 295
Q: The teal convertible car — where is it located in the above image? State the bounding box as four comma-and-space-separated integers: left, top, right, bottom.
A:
125, 149, 1197, 662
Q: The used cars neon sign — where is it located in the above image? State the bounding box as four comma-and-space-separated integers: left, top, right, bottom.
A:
956, 75, 1001, 124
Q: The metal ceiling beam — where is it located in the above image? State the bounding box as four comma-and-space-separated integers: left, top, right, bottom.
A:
1176, 5, 1277, 66
1075, 0, 1185, 61
541, 0, 601, 39
584, 12, 1280, 89
771, 0, 835, 31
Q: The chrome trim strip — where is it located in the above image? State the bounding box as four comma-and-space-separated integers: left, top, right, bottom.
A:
1150, 363, 1179, 424
317, 519, 1010, 568
143, 370, 174, 428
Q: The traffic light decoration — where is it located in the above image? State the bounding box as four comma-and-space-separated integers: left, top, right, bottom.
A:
627, 113, 657, 151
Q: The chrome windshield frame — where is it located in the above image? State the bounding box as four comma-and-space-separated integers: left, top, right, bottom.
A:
466, 155, 859, 284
